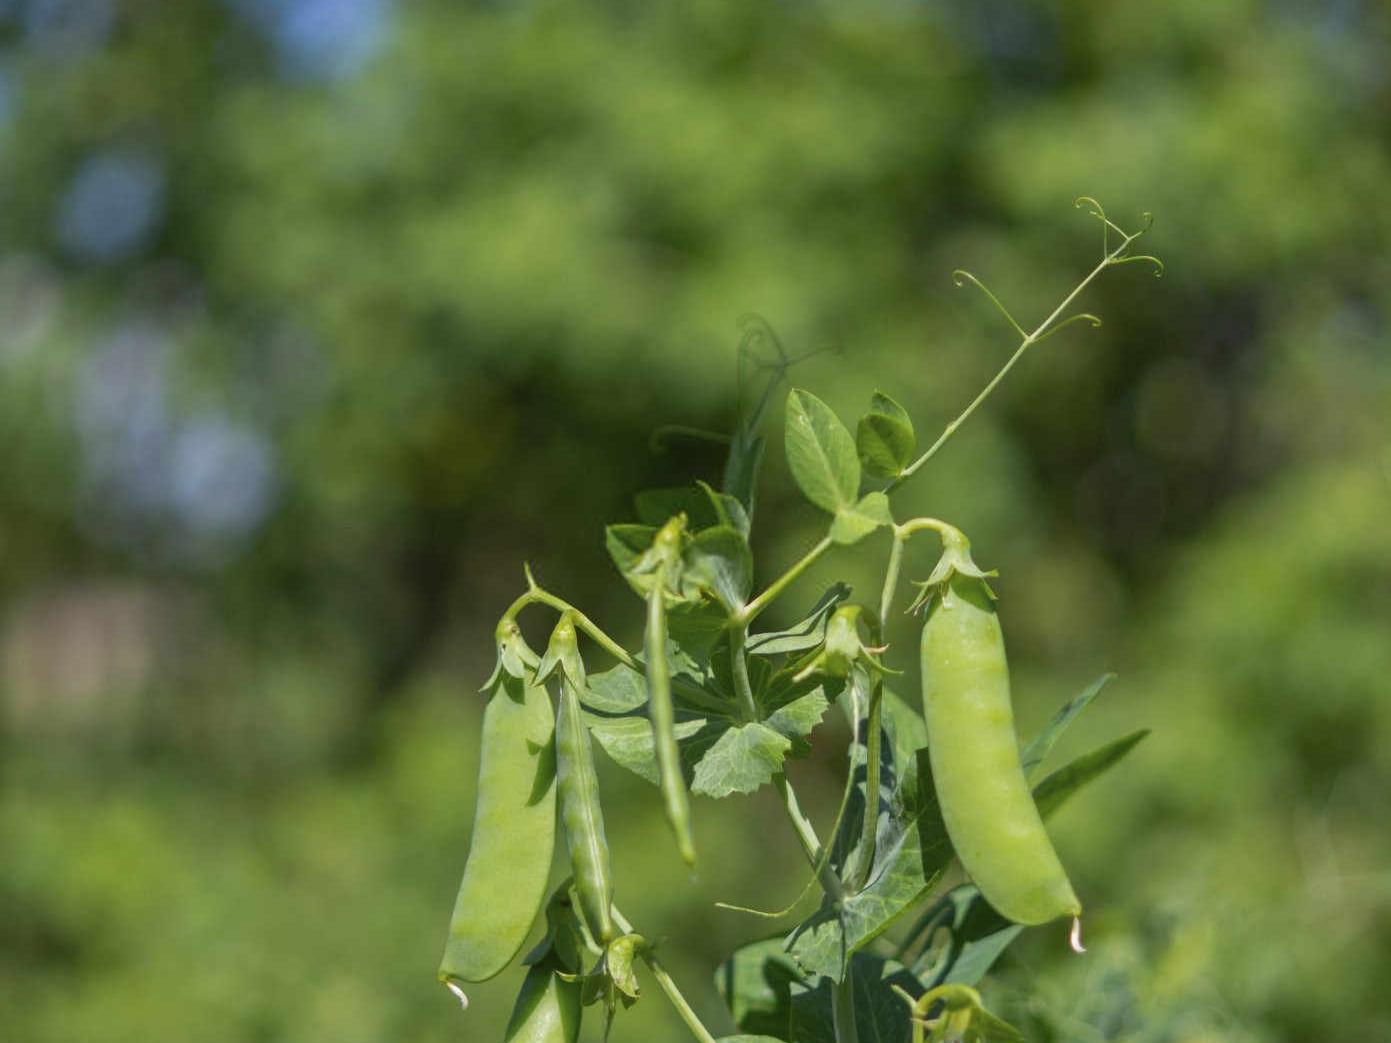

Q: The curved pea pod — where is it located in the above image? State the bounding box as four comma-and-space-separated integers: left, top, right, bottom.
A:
438, 672, 557, 987
503, 960, 582, 1043
645, 580, 697, 866
556, 671, 617, 945
919, 563, 1081, 927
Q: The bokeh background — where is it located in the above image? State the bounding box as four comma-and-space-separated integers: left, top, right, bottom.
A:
2, 2, 1388, 1041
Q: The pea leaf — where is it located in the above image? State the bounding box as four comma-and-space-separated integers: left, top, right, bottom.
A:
584, 713, 716, 786
635, 486, 720, 531
785, 389, 859, 513
788, 953, 920, 1043
1019, 673, 1114, 781
829, 492, 894, 546
747, 583, 851, 656
922, 885, 1023, 989
691, 722, 793, 798
715, 936, 801, 1040
667, 598, 732, 663
605, 524, 658, 577
724, 429, 766, 516
698, 480, 752, 539
764, 688, 831, 758
856, 390, 916, 479
581, 664, 649, 713
686, 525, 753, 613
1032, 728, 1150, 820
786, 695, 953, 982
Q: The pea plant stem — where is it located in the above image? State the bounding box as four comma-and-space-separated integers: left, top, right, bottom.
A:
741, 536, 833, 626
848, 680, 882, 895
775, 772, 846, 904
742, 240, 1139, 630
888, 234, 1138, 493
832, 976, 861, 1043
612, 906, 719, 1043
728, 626, 760, 722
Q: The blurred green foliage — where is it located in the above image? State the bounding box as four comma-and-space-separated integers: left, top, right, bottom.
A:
1, 1, 1389, 1040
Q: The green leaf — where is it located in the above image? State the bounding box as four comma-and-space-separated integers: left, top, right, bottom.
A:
606, 524, 658, 578
714, 936, 800, 1040
691, 722, 793, 798
856, 391, 916, 479
1032, 729, 1150, 820
584, 713, 713, 786
787, 707, 954, 982
1019, 673, 1114, 781
924, 885, 1023, 989
747, 584, 851, 656
667, 598, 732, 663
723, 430, 766, 516
698, 480, 752, 539
686, 525, 753, 613
763, 688, 830, 757
716, 1037, 789, 1043
581, 664, 649, 713
788, 953, 920, 1043
635, 486, 720, 531
829, 491, 894, 545
785, 389, 859, 513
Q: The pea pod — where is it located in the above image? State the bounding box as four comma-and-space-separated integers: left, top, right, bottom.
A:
646, 570, 697, 866
503, 960, 582, 1043
554, 639, 617, 945
917, 532, 1081, 927
439, 670, 557, 987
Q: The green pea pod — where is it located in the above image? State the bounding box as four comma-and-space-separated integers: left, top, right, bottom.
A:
556, 672, 617, 945
439, 673, 557, 987
503, 958, 582, 1043
919, 563, 1081, 927
646, 579, 697, 866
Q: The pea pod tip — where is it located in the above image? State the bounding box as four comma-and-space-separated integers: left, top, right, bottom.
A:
444, 980, 470, 1010
1069, 916, 1086, 954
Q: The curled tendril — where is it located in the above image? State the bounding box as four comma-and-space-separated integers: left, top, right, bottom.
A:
951, 269, 1026, 339
1073, 195, 1107, 221
1109, 253, 1165, 277
736, 312, 790, 370
1074, 195, 1114, 254
1076, 197, 1161, 263
733, 315, 840, 437
1035, 312, 1103, 345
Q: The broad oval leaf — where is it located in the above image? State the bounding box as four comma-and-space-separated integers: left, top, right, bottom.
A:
788, 953, 920, 1043
714, 936, 801, 1040
686, 525, 753, 613
582, 664, 649, 713
785, 389, 859, 513
606, 524, 657, 578
585, 713, 711, 786
856, 390, 916, 479
698, 480, 752, 539
829, 491, 894, 546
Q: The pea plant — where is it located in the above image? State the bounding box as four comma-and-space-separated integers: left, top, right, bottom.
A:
438, 200, 1163, 1043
